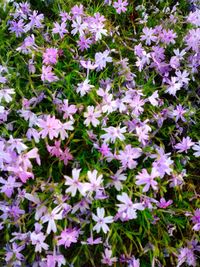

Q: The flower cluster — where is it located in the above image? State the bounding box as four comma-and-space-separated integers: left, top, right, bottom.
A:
0, 0, 199, 266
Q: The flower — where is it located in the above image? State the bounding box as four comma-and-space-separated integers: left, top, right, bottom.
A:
192, 142, 200, 157
95, 50, 112, 70
157, 198, 173, 209
135, 169, 159, 192
116, 192, 144, 220
113, 0, 128, 14
84, 106, 101, 127
43, 48, 58, 65
52, 22, 68, 38
38, 115, 60, 140
101, 248, 117, 266
140, 27, 157, 45
30, 231, 49, 253
64, 168, 86, 196
71, 16, 87, 36
101, 126, 126, 143
41, 66, 58, 83
41, 205, 63, 234
118, 145, 142, 169
109, 169, 127, 191
57, 228, 79, 248
175, 137, 195, 153
76, 79, 94, 96
92, 207, 113, 233
0, 176, 22, 197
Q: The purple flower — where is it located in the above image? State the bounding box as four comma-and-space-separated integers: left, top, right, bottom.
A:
175, 137, 195, 153
9, 19, 25, 37
0, 176, 22, 197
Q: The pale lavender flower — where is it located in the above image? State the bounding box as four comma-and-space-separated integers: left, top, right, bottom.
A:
135, 168, 158, 192
52, 22, 68, 38
140, 27, 157, 45
95, 50, 112, 70
101, 248, 117, 266
175, 137, 195, 153
116, 192, 144, 220
0, 176, 22, 197
41, 66, 58, 83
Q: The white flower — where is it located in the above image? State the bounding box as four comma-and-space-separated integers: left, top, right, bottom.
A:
76, 79, 94, 96
71, 16, 87, 36
84, 106, 101, 127
92, 207, 113, 233
101, 126, 126, 143
87, 169, 103, 192
41, 205, 63, 234
64, 168, 86, 196
0, 88, 15, 103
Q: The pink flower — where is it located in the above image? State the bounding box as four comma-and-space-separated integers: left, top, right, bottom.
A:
43, 48, 58, 65
135, 169, 158, 192
41, 66, 58, 83
57, 228, 79, 248
157, 198, 173, 209
113, 0, 128, 14
38, 115, 60, 140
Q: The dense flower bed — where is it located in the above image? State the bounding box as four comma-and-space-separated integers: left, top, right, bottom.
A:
0, 0, 200, 266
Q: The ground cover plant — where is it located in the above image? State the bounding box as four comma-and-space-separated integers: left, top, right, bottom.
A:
0, 0, 200, 266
